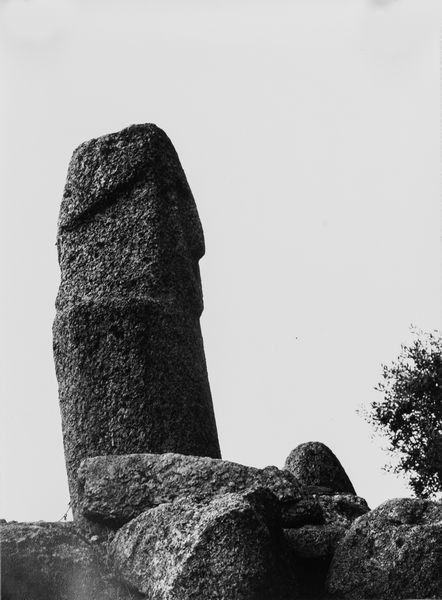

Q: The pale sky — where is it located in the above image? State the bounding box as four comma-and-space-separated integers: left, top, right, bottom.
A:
0, 0, 441, 522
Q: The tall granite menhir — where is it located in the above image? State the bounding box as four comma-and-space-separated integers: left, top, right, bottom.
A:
53, 124, 221, 515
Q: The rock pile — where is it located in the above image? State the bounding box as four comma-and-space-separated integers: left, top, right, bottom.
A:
4, 125, 442, 599
2, 448, 370, 600
76, 453, 306, 527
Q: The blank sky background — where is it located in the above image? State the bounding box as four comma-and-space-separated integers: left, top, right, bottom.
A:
0, 0, 441, 521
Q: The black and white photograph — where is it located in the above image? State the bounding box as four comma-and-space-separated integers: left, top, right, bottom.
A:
1, 1, 441, 598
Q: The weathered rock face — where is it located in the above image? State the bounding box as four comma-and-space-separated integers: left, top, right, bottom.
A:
284, 442, 356, 494
284, 523, 345, 559
318, 493, 369, 527
327, 497, 442, 600
283, 493, 369, 562
110, 489, 297, 600
0, 521, 131, 600
284, 525, 345, 600
281, 492, 368, 530
77, 452, 306, 527
283, 493, 369, 599
283, 493, 369, 558
53, 124, 221, 514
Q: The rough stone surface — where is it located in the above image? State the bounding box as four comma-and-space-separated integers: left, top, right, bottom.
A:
110, 489, 297, 600
0, 521, 131, 600
281, 494, 369, 600
53, 124, 221, 514
284, 524, 346, 559
327, 497, 442, 599
284, 525, 346, 600
281, 496, 324, 527
318, 493, 369, 527
78, 452, 306, 527
284, 442, 356, 494
280, 492, 369, 531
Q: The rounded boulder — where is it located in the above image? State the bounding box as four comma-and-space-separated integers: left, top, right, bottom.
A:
284, 442, 356, 495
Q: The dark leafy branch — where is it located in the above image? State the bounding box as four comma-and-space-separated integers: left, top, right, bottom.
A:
367, 327, 442, 498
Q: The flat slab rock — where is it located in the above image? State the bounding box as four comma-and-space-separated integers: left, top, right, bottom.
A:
109, 489, 297, 600
327, 497, 442, 600
0, 521, 131, 600
78, 452, 306, 527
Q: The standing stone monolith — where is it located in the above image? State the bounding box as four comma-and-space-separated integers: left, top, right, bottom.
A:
53, 123, 221, 515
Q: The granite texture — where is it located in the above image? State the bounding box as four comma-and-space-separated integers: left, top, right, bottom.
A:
284, 442, 356, 495
318, 493, 369, 527
284, 524, 345, 600
282, 493, 369, 599
53, 124, 221, 515
0, 521, 131, 600
77, 452, 307, 528
327, 498, 442, 599
284, 523, 345, 559
110, 490, 297, 600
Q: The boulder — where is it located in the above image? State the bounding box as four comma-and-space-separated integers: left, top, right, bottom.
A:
282, 492, 369, 564
53, 123, 221, 515
281, 492, 369, 530
282, 494, 369, 599
284, 442, 356, 494
77, 452, 307, 528
284, 523, 345, 559
327, 497, 442, 599
318, 492, 369, 527
284, 524, 345, 600
110, 489, 297, 600
281, 496, 323, 527
0, 521, 130, 600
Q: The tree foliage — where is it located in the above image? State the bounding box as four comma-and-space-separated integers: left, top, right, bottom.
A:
367, 327, 442, 498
